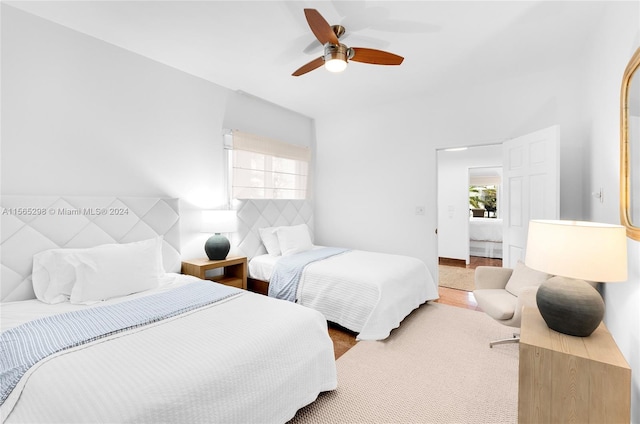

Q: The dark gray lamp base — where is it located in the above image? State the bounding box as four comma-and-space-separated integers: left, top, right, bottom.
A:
536, 276, 604, 337
205, 233, 230, 260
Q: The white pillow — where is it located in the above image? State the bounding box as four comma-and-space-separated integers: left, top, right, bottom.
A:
33, 248, 84, 304
66, 237, 164, 305
33, 238, 165, 305
504, 260, 551, 297
276, 224, 314, 256
259, 226, 281, 256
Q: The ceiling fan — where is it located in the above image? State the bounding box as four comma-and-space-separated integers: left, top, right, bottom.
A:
292, 9, 404, 77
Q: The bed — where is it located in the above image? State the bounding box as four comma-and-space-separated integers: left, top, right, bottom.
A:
232, 200, 439, 341
0, 196, 337, 424
469, 217, 503, 259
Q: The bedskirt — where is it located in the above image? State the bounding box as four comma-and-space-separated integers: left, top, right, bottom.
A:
469, 240, 503, 259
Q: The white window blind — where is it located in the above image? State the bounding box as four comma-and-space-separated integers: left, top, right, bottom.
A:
228, 130, 310, 200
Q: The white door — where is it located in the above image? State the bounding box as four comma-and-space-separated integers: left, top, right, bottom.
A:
502, 126, 560, 268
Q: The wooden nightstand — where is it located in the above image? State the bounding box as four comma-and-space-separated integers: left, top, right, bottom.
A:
518, 307, 630, 423
181, 256, 247, 290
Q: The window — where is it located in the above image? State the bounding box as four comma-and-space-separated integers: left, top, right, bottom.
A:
469, 185, 498, 218
226, 130, 310, 200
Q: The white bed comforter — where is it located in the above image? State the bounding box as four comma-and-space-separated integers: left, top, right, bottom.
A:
251, 250, 438, 341
1, 276, 337, 424
469, 218, 503, 242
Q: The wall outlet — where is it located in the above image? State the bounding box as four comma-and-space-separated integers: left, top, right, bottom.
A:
415, 206, 425, 215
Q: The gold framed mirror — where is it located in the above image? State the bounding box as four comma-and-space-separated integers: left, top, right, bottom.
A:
621, 47, 640, 241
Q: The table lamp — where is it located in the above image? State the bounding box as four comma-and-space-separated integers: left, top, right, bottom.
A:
525, 220, 627, 337
202, 210, 237, 260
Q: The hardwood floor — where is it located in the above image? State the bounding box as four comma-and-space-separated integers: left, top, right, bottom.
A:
433, 286, 481, 311
434, 255, 501, 312
328, 256, 501, 359
468, 256, 502, 268
327, 324, 359, 359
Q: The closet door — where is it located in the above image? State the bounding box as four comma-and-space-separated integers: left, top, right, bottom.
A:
502, 126, 560, 268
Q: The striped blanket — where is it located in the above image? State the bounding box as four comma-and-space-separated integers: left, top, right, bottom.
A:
268, 247, 349, 302
0, 281, 241, 405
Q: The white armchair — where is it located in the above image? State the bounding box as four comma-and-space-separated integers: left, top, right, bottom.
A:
473, 262, 549, 347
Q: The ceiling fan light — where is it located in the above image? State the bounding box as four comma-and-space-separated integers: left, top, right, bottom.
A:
325, 57, 347, 73
323, 43, 348, 73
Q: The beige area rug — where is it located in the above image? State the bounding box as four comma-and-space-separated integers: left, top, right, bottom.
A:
291, 303, 518, 424
438, 265, 476, 291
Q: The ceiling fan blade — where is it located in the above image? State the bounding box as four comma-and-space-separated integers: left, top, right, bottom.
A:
350, 47, 404, 65
292, 56, 325, 77
304, 9, 339, 45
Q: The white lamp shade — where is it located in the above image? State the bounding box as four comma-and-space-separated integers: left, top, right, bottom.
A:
525, 220, 628, 282
201, 210, 237, 233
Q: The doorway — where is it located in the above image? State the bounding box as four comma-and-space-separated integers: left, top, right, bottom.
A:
436, 125, 560, 292
437, 144, 502, 267
469, 166, 503, 261
436, 145, 503, 297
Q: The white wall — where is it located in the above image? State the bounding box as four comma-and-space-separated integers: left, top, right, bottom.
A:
1, 5, 314, 260
223, 91, 313, 149
315, 62, 586, 278
437, 145, 502, 262
582, 3, 640, 422
1, 6, 227, 204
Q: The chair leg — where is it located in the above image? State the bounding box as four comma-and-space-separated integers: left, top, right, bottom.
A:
489, 333, 519, 348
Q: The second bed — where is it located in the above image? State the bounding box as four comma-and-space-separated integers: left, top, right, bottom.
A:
249, 244, 439, 341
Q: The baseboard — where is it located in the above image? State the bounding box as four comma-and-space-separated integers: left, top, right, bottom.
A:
438, 257, 466, 267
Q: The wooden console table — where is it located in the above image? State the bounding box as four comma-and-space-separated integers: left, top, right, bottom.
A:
519, 307, 631, 423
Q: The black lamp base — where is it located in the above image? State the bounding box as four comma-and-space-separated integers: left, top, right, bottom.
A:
536, 276, 604, 337
204, 233, 230, 260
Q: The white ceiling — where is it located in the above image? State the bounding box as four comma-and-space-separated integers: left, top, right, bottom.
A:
6, 1, 609, 118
